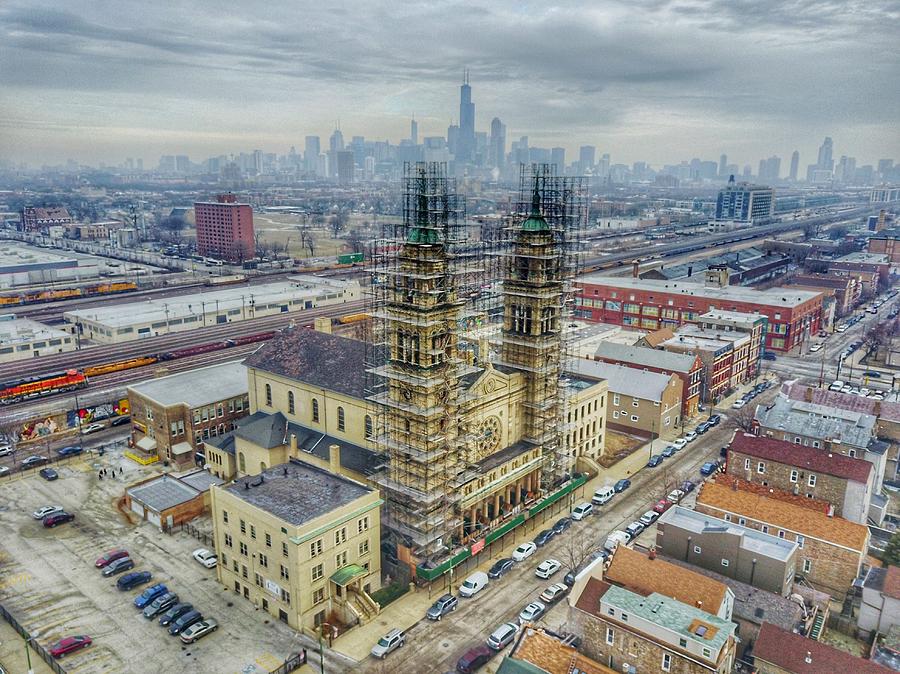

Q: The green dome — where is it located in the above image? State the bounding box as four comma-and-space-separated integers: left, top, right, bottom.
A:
521, 213, 549, 232
407, 226, 441, 244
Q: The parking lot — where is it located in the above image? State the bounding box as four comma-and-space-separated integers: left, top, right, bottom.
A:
0, 449, 312, 674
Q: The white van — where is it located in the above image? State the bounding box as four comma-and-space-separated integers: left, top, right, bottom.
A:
459, 571, 489, 598
571, 502, 593, 520
604, 530, 630, 552
591, 487, 614, 506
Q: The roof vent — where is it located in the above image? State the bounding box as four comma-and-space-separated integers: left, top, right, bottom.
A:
805, 651, 812, 664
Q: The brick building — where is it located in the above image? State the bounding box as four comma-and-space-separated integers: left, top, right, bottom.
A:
20, 206, 73, 232
827, 252, 891, 284
788, 273, 861, 317
127, 361, 250, 466
593, 342, 702, 417
859, 565, 900, 640
697, 310, 766, 376
867, 228, 900, 264
662, 327, 751, 402
726, 433, 875, 524
576, 276, 822, 352
124, 469, 223, 530
753, 622, 892, 674
194, 193, 255, 263
695, 480, 870, 598
503, 628, 618, 674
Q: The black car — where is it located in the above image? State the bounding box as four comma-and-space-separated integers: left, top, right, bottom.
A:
534, 528, 556, 547
56, 446, 83, 457
159, 602, 193, 627
681, 479, 696, 493
22, 455, 48, 468
709, 414, 721, 425
426, 593, 458, 621
168, 610, 202, 635
761, 352, 776, 361
39, 468, 59, 481
719, 446, 729, 458
110, 416, 132, 426
487, 558, 514, 579
552, 517, 572, 535
117, 571, 152, 591
696, 423, 709, 434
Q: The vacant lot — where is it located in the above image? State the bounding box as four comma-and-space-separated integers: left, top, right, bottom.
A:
0, 452, 322, 674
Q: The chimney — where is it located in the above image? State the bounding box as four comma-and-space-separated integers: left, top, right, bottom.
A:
687, 265, 693, 278
649, 548, 657, 560
289, 433, 298, 455
632, 260, 640, 278
827, 504, 834, 517
329, 443, 341, 475
804, 386, 814, 403
696, 600, 703, 609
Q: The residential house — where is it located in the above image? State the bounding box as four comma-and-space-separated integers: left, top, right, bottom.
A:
697, 310, 767, 379
499, 627, 617, 674
664, 326, 754, 392
753, 622, 892, 674
661, 331, 734, 403
859, 565, 900, 640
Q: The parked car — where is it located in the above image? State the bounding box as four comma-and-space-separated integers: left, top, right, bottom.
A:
512, 542, 537, 562
696, 422, 710, 434
486, 622, 519, 650
761, 352, 776, 360
0, 445, 13, 457
709, 414, 721, 425
43, 511, 74, 528
534, 528, 556, 547
39, 467, 59, 481
456, 644, 494, 673
0, 466, 8, 477
639, 511, 659, 526
731, 399, 747, 409
192, 548, 218, 568
700, 461, 718, 476
56, 446, 83, 457
592, 486, 615, 505
110, 415, 132, 426
647, 455, 664, 467
134, 583, 168, 609
49, 635, 92, 658
459, 571, 489, 598
102, 556, 135, 577
81, 423, 105, 434
661, 446, 676, 458
570, 502, 593, 520
653, 499, 673, 514
540, 583, 569, 604
371, 628, 405, 658
117, 571, 152, 591
684, 431, 698, 442
143, 592, 179, 618
613, 479, 631, 492
625, 522, 645, 540
667, 489, 685, 503
180, 618, 218, 644
551, 517, 572, 534
864, 371, 882, 378
426, 594, 458, 621
518, 601, 546, 623
810, 343, 823, 352
672, 438, 687, 450
168, 609, 202, 635
535, 559, 562, 579
159, 602, 193, 627
95, 549, 129, 568
487, 558, 514, 579
22, 455, 48, 468
33, 505, 63, 520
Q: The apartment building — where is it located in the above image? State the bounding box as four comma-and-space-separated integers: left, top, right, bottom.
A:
726, 433, 874, 524
194, 193, 255, 262
859, 565, 900, 640
662, 327, 750, 401
695, 480, 869, 598
210, 458, 382, 636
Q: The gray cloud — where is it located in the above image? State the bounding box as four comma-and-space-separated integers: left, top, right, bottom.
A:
0, 0, 897, 166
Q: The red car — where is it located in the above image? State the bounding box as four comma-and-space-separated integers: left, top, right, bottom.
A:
95, 549, 129, 568
43, 512, 75, 528
652, 499, 673, 514
50, 635, 92, 658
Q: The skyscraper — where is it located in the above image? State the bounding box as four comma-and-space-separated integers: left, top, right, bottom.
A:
329, 128, 344, 153
789, 151, 799, 182
489, 117, 505, 170
579, 146, 596, 173
456, 71, 475, 164
304, 136, 320, 174
817, 137, 833, 170
410, 117, 418, 145
551, 147, 565, 174
719, 154, 728, 178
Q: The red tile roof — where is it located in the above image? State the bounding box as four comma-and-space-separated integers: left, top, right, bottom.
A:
754, 622, 892, 673
730, 432, 873, 484
574, 577, 612, 618
884, 566, 900, 601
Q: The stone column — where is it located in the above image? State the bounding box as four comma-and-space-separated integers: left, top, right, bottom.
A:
493, 492, 501, 519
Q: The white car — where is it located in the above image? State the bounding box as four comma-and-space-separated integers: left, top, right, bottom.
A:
639, 511, 659, 526
810, 343, 823, 352
667, 489, 685, 503
32, 505, 64, 520
192, 548, 218, 568
539, 583, 569, 604
0, 445, 13, 457
535, 559, 562, 579
512, 542, 537, 562
684, 431, 698, 442
731, 399, 747, 409
0, 466, 9, 477
518, 601, 546, 623
82, 423, 105, 434
672, 438, 687, 450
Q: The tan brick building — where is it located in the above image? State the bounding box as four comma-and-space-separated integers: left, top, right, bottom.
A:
127, 361, 249, 466
726, 432, 875, 524
695, 480, 869, 598
210, 458, 382, 636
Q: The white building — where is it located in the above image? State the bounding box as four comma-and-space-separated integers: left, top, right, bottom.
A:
0, 315, 76, 363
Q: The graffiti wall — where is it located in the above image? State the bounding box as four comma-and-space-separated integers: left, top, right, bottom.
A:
17, 398, 130, 443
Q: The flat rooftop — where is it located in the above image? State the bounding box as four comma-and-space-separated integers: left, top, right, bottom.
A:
127, 361, 247, 408
835, 252, 890, 264
223, 458, 372, 527
0, 316, 71, 344
127, 474, 200, 513
0, 242, 80, 270
699, 309, 766, 326
579, 275, 822, 309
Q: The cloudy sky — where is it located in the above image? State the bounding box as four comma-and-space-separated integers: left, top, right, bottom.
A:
1, 0, 897, 168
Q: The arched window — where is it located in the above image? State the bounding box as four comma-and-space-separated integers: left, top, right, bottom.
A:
312, 399, 319, 422
288, 391, 295, 414
265, 383, 272, 407
238, 452, 246, 473
365, 415, 373, 439
337, 406, 345, 432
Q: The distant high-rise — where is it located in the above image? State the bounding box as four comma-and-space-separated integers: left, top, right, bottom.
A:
456, 71, 475, 163
759, 156, 780, 181
489, 117, 505, 170
579, 146, 596, 172
715, 176, 775, 223
551, 147, 565, 174
719, 154, 728, 177
758, 159, 767, 180
336, 151, 354, 184
817, 137, 834, 170
305, 136, 320, 174
789, 151, 799, 181
329, 128, 344, 153
447, 123, 459, 157
410, 117, 418, 146
194, 193, 255, 263
176, 155, 191, 173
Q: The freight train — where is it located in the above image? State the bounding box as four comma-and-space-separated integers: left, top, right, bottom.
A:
0, 330, 276, 405
0, 281, 138, 307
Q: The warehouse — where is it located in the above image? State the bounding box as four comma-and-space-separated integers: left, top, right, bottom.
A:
64, 276, 360, 344
0, 315, 76, 363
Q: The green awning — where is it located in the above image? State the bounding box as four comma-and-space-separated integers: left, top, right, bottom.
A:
330, 564, 367, 587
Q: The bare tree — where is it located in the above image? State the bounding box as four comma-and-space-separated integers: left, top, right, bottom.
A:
329, 211, 349, 239
559, 529, 603, 575
346, 229, 365, 256
729, 406, 756, 433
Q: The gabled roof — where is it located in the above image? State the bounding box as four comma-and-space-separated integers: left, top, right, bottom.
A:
595, 342, 699, 374
885, 566, 900, 601
508, 628, 616, 674
696, 480, 869, 551
569, 360, 677, 402
244, 328, 366, 398
781, 381, 900, 423
755, 396, 876, 450
754, 622, 891, 673
640, 327, 675, 348
604, 545, 728, 614
730, 432, 873, 484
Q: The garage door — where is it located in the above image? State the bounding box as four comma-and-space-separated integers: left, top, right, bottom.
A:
130, 500, 145, 518
147, 510, 161, 527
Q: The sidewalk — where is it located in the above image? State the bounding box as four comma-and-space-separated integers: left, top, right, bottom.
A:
0, 620, 53, 674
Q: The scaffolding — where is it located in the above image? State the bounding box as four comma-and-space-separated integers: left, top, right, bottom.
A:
496, 164, 586, 488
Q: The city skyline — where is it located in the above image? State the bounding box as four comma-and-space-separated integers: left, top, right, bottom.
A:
1, 1, 898, 167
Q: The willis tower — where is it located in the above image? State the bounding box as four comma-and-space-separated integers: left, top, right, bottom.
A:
457, 70, 475, 164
